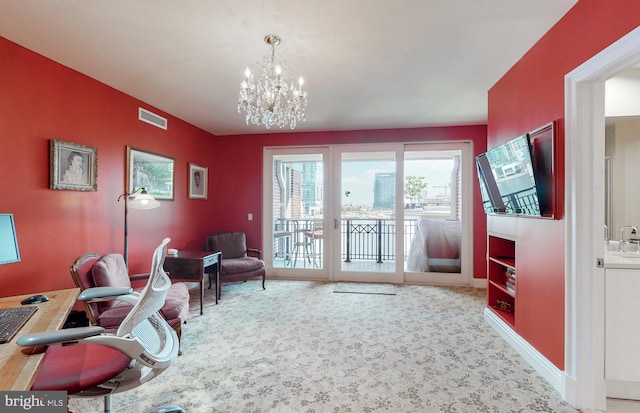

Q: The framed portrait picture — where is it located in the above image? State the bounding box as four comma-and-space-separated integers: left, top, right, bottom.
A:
50, 139, 98, 191
127, 147, 175, 200
188, 163, 208, 199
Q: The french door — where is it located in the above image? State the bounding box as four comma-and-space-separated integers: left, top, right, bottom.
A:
263, 142, 472, 285
263, 147, 331, 279
333, 145, 403, 283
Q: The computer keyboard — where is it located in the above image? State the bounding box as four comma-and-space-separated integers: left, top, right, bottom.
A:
0, 306, 38, 344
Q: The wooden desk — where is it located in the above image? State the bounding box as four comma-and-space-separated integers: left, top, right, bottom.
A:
164, 251, 221, 315
0, 288, 79, 390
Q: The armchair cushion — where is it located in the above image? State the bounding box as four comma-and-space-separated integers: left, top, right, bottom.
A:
92, 253, 132, 314
160, 283, 190, 322
207, 232, 247, 259
92, 253, 132, 288
97, 301, 135, 329
221, 257, 264, 275
96, 284, 189, 330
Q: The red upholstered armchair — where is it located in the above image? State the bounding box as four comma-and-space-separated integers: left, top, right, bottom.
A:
206, 231, 266, 298
70, 252, 190, 342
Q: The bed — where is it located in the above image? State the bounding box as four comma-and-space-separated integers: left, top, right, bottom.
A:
406, 218, 461, 273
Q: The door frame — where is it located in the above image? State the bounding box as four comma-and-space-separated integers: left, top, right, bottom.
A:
564, 25, 640, 410
263, 140, 474, 286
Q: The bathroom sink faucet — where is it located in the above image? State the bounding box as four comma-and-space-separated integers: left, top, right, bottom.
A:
619, 225, 639, 251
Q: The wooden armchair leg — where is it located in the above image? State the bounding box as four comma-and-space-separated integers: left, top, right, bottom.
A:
174, 323, 183, 356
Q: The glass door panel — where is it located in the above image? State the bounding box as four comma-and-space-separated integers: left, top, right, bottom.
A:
403, 143, 471, 285
336, 149, 401, 282
268, 150, 327, 272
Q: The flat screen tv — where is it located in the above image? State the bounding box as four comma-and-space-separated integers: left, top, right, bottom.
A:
0, 214, 21, 264
477, 134, 541, 216
476, 153, 506, 213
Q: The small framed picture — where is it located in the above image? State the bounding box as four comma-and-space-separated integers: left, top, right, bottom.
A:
188, 163, 208, 199
127, 147, 175, 200
50, 139, 98, 191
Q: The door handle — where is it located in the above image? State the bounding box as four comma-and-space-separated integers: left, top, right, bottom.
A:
334, 219, 339, 229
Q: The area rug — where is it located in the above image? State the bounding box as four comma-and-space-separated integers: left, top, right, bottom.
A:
333, 282, 396, 295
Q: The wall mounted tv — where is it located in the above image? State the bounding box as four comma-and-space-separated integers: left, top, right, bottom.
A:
476, 134, 542, 217
0, 213, 21, 264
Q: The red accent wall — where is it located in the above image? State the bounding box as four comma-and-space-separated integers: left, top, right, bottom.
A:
488, 0, 640, 369
0, 36, 218, 296
0, 35, 488, 299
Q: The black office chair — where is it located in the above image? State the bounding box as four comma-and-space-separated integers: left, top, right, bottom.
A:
17, 238, 185, 413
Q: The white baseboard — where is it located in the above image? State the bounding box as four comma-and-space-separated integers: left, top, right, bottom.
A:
471, 277, 487, 289
484, 308, 565, 398
606, 379, 640, 400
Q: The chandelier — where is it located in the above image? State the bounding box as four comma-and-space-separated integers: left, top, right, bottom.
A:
238, 34, 307, 130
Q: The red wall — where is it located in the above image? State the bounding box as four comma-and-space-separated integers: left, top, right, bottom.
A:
210, 127, 488, 279
488, 0, 640, 369
0, 36, 218, 296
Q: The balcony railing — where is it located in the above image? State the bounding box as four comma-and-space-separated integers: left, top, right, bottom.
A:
274, 218, 419, 264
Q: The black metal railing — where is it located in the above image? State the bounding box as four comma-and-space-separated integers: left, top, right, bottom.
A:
274, 218, 419, 264
343, 219, 419, 262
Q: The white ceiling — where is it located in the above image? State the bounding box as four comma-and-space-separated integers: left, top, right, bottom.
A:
0, 1, 578, 136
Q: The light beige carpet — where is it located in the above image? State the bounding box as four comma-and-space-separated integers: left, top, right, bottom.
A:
333, 282, 396, 295
69, 280, 577, 413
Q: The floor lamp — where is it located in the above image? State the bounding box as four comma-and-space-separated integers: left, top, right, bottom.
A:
117, 188, 160, 265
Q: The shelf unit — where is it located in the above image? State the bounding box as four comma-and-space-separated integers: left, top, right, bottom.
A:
487, 235, 516, 327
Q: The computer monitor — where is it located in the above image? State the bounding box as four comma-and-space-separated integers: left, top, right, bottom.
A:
0, 214, 21, 265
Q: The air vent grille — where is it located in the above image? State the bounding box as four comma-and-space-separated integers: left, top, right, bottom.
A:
138, 107, 167, 130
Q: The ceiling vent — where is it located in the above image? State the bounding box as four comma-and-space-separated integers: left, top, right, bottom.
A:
138, 107, 167, 130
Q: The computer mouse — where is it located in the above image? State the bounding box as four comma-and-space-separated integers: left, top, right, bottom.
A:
20, 294, 49, 305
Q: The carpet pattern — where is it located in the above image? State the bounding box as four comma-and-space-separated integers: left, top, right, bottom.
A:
333, 282, 396, 295
69, 280, 577, 412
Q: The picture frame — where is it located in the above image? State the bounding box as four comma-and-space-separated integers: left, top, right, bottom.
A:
127, 147, 175, 200
50, 139, 98, 191
188, 163, 208, 199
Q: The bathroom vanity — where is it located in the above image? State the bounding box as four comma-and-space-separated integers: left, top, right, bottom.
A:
605, 245, 640, 399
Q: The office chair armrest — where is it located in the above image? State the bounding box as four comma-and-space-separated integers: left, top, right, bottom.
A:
247, 248, 262, 259
16, 326, 105, 347
78, 286, 134, 302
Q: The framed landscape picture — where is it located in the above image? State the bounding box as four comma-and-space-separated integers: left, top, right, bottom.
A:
127, 147, 175, 200
188, 163, 208, 199
50, 139, 98, 191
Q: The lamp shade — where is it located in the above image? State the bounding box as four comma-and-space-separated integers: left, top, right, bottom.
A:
129, 191, 160, 209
